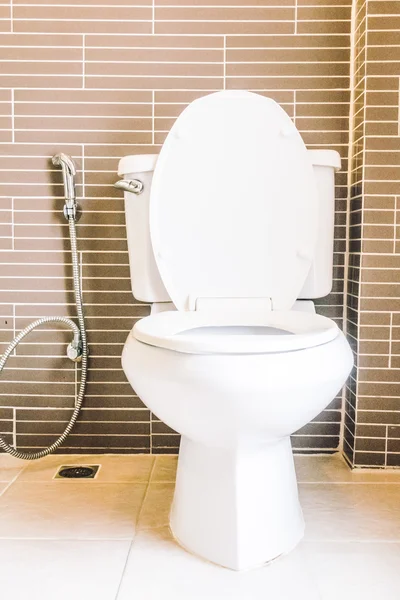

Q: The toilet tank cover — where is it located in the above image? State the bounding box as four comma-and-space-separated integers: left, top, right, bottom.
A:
149, 91, 318, 311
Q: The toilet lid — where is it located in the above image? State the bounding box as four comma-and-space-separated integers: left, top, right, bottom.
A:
150, 91, 318, 311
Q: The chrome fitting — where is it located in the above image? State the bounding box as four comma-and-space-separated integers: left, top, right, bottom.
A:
52, 153, 78, 220
114, 179, 144, 195
52, 153, 76, 205
67, 335, 83, 362
63, 204, 77, 221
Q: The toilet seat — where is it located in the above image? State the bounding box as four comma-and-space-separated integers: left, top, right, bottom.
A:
133, 310, 338, 355
150, 90, 319, 312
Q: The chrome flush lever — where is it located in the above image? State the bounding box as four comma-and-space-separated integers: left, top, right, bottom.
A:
114, 179, 144, 195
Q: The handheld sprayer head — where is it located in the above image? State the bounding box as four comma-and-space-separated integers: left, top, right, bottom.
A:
52, 153, 77, 209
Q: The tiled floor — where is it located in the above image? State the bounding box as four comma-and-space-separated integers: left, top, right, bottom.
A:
0, 453, 399, 599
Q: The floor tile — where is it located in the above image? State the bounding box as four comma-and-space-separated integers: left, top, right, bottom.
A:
300, 483, 400, 541
0, 539, 131, 600
0, 482, 9, 495
151, 455, 178, 482
0, 454, 26, 482
117, 528, 321, 600
295, 454, 400, 483
303, 541, 400, 600
17, 453, 155, 483
137, 483, 175, 530
0, 481, 146, 539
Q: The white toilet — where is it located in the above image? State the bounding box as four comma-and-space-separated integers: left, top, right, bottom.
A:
117, 91, 353, 571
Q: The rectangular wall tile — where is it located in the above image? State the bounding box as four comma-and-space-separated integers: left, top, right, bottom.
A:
0, 0, 352, 455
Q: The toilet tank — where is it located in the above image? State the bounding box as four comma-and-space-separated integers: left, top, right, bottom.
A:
118, 154, 170, 303
298, 150, 341, 299
118, 149, 341, 304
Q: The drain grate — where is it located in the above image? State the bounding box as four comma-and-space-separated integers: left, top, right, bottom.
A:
55, 465, 100, 479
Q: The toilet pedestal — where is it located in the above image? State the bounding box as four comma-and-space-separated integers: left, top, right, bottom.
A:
170, 436, 305, 571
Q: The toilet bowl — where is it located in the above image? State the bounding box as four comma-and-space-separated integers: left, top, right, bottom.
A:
118, 90, 353, 570
123, 309, 352, 570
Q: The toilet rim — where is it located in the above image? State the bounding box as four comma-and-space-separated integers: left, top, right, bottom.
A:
132, 310, 339, 355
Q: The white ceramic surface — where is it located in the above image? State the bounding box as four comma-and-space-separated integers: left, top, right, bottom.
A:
122, 331, 353, 569
132, 307, 339, 354
119, 148, 340, 305
119, 91, 354, 570
149, 90, 318, 312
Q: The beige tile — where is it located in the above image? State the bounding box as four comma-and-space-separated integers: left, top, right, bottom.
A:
1, 57, 81, 75
0, 481, 146, 538
0, 482, 9, 495
295, 454, 400, 483
14, 5, 152, 34
137, 483, 175, 530
87, 33, 223, 48
87, 61, 222, 78
118, 528, 320, 600
0, 75, 82, 89
0, 454, 26, 482
0, 539, 130, 600
17, 453, 155, 483
85, 75, 222, 91
151, 455, 178, 482
86, 46, 222, 63
303, 541, 400, 600
300, 483, 400, 541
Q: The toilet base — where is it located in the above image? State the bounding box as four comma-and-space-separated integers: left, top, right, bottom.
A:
170, 436, 305, 571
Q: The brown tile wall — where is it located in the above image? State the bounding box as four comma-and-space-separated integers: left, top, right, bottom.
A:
0, 1, 351, 454
344, 0, 400, 468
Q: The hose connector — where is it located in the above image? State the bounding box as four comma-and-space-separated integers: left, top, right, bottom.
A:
67, 334, 83, 362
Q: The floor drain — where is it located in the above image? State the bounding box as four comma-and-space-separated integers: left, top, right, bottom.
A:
55, 465, 100, 479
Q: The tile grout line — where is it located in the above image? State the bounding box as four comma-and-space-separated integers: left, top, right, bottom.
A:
74, 360, 78, 405
385, 424, 389, 467
0, 469, 23, 498
398, 77, 400, 137
223, 35, 226, 90
293, 89, 296, 126
114, 457, 157, 600
81, 144, 85, 198
152, 0, 155, 35
150, 412, 153, 454
9, 0, 13, 33
12, 408, 16, 448
12, 300, 16, 357
11, 89, 14, 143
294, 0, 298, 35
79, 250, 83, 291
152, 90, 155, 145
82, 34, 85, 89
388, 311, 393, 369
11, 196, 14, 251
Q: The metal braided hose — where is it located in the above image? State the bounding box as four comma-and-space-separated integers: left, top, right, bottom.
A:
0, 215, 89, 459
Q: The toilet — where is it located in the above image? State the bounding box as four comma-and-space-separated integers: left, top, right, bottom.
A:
117, 91, 353, 571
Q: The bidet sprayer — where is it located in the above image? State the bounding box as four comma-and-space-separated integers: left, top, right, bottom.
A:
52, 153, 76, 211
